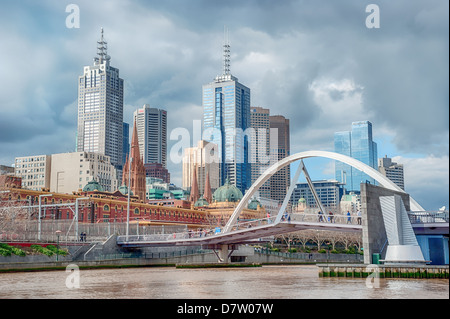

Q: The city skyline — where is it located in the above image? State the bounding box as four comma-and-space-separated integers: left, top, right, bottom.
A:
0, 1, 448, 210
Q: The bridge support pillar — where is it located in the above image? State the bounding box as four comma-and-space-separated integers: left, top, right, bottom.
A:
205, 244, 238, 263
218, 245, 229, 263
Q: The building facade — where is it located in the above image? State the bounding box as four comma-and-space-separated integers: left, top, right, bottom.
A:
182, 140, 220, 196
50, 151, 118, 194
123, 122, 130, 167
334, 121, 378, 193
133, 104, 167, 168
290, 180, 343, 213
378, 156, 405, 190
14, 155, 51, 191
250, 106, 271, 199
76, 28, 124, 170
144, 163, 170, 184
269, 115, 290, 202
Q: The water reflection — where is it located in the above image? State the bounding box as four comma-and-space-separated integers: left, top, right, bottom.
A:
0, 265, 448, 299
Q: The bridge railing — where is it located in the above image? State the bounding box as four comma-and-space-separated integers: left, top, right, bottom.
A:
408, 211, 449, 224
117, 217, 278, 244
116, 212, 362, 244
289, 213, 361, 225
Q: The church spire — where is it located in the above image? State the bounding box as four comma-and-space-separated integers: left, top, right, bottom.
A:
189, 165, 199, 203
204, 170, 212, 204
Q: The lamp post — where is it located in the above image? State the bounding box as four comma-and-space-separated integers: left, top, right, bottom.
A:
38, 194, 52, 241
75, 197, 89, 241
126, 156, 133, 239
56, 230, 61, 261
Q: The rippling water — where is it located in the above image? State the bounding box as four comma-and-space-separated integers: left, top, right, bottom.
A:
0, 265, 448, 299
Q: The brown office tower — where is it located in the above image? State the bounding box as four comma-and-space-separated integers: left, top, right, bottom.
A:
269, 115, 290, 203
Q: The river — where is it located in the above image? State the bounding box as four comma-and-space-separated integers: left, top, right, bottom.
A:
0, 265, 448, 299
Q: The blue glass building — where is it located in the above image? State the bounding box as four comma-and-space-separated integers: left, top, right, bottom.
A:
334, 121, 378, 193
202, 74, 251, 194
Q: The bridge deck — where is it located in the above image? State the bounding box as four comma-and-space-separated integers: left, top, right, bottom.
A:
117, 220, 362, 248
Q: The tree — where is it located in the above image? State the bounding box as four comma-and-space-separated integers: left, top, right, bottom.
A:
311, 230, 326, 251
0, 194, 29, 241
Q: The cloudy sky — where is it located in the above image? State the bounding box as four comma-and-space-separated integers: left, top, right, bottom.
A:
0, 0, 448, 210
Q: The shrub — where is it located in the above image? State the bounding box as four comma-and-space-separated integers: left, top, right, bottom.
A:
31, 245, 54, 256
0, 247, 11, 257
46, 245, 68, 256
288, 248, 297, 253
11, 247, 26, 257
318, 249, 327, 254
0, 243, 26, 257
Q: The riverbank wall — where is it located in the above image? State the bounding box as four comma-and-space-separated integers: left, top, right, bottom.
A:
317, 263, 449, 279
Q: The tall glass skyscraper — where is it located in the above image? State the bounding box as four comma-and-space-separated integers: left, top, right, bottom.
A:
77, 28, 124, 169
202, 34, 251, 193
334, 121, 378, 193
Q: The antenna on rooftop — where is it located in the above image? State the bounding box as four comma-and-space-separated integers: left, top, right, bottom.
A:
223, 26, 231, 76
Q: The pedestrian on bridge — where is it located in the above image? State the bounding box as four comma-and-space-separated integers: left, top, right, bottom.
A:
318, 211, 324, 222
346, 211, 352, 224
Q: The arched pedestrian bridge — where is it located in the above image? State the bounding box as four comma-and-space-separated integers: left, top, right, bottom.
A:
117, 151, 443, 263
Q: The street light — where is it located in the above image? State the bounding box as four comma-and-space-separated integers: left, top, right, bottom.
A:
75, 197, 89, 241
55, 230, 61, 261
126, 156, 133, 239
38, 194, 53, 241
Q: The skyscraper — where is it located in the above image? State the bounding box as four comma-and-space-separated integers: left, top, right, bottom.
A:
378, 155, 405, 190
76, 28, 124, 170
250, 106, 271, 199
133, 104, 167, 168
202, 31, 251, 193
334, 121, 378, 193
269, 115, 290, 202
182, 140, 220, 196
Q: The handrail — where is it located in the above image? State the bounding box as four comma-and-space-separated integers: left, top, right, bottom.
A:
408, 211, 449, 224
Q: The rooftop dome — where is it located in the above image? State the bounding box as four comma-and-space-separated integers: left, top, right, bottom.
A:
248, 198, 261, 210
118, 184, 133, 196
194, 196, 209, 208
298, 198, 306, 203
212, 179, 243, 203
83, 179, 104, 192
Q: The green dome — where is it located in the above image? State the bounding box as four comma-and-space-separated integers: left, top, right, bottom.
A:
298, 198, 306, 203
194, 196, 209, 207
83, 179, 104, 192
248, 198, 261, 210
212, 179, 243, 203
118, 184, 133, 196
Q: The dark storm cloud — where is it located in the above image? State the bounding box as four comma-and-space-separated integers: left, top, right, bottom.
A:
0, 0, 447, 209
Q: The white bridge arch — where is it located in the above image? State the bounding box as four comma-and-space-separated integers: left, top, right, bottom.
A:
223, 150, 424, 233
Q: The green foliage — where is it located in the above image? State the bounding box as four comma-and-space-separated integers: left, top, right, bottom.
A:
288, 248, 297, 253
30, 244, 68, 257
0, 243, 26, 257
31, 245, 54, 256
46, 245, 68, 256
0, 247, 11, 257
318, 249, 327, 254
